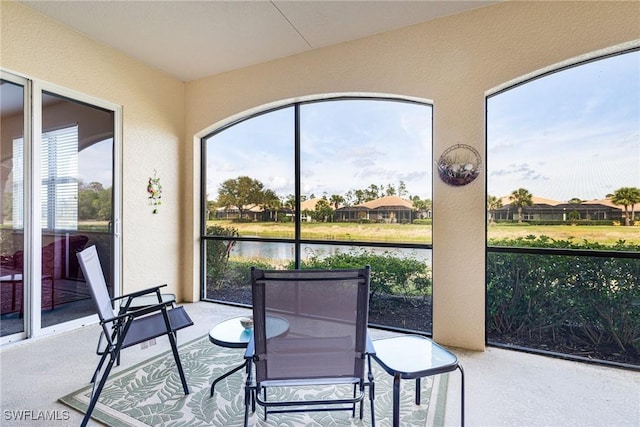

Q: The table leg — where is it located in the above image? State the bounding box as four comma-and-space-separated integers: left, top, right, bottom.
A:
392, 373, 401, 427
210, 360, 248, 397
458, 364, 465, 427
415, 377, 421, 405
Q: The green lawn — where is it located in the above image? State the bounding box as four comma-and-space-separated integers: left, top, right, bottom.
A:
207, 220, 640, 246
487, 223, 640, 246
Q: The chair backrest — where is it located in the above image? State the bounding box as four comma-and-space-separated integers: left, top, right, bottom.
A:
77, 246, 116, 338
251, 266, 370, 384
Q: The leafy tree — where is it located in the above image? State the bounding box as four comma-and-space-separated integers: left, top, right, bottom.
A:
487, 195, 503, 224
205, 199, 217, 220
283, 194, 296, 210
217, 176, 265, 220
364, 184, 381, 201
205, 225, 238, 289
78, 188, 98, 219
78, 181, 111, 220
610, 187, 640, 226
311, 199, 334, 222
568, 210, 580, 222
568, 197, 583, 205
95, 187, 112, 220
384, 184, 396, 196
509, 188, 533, 223
1, 191, 12, 222
344, 190, 354, 206
411, 196, 432, 218
260, 189, 281, 221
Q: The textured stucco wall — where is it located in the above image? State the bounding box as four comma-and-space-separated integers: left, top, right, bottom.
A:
184, 1, 639, 350
1, 1, 186, 299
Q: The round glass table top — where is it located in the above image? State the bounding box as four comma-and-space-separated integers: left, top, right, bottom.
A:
208, 315, 289, 348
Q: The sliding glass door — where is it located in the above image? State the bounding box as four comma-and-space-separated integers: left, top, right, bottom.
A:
1, 72, 121, 343
0, 76, 27, 339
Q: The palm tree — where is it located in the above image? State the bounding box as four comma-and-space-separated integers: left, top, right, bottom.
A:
610, 187, 640, 226
329, 194, 345, 210
487, 195, 503, 224
509, 188, 533, 223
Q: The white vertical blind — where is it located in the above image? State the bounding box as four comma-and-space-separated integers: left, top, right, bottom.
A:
13, 125, 79, 230
40, 125, 78, 230
12, 138, 24, 229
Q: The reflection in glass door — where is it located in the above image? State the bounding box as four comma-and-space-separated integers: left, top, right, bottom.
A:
0, 78, 27, 338
40, 91, 115, 329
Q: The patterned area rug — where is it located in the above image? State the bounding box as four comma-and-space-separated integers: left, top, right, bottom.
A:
60, 335, 448, 426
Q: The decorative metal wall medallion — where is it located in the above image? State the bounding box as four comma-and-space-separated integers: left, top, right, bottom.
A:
437, 144, 482, 186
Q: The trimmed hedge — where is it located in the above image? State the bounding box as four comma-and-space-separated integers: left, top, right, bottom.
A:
488, 236, 640, 364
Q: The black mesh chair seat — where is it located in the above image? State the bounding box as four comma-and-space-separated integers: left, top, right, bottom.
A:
121, 306, 192, 348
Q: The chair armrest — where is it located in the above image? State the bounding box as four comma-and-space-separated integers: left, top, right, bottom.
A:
114, 285, 169, 313
111, 284, 168, 302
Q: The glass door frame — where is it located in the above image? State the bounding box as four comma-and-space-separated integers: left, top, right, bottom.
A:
0, 71, 122, 345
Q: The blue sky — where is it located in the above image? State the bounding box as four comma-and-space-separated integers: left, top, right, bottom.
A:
78, 138, 113, 187
206, 50, 638, 204
206, 99, 433, 201
487, 50, 639, 201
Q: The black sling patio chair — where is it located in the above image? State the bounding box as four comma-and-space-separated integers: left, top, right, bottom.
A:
243, 266, 375, 426
76, 245, 193, 427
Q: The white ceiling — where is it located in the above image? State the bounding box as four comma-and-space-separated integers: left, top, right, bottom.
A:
19, 0, 498, 82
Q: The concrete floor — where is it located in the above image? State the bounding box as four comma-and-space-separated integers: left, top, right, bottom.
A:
1, 301, 638, 427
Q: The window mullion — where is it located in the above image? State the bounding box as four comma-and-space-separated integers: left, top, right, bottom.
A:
294, 103, 301, 268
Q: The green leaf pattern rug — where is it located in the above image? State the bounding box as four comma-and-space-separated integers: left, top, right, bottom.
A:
61, 336, 447, 426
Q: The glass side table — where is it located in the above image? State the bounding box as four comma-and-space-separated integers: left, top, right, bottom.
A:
372, 334, 465, 427
208, 315, 289, 397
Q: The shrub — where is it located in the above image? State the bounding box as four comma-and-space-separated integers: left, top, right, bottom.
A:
290, 248, 432, 301
487, 236, 640, 363
222, 258, 274, 288
205, 225, 238, 289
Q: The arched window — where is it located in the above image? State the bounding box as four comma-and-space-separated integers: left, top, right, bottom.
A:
202, 97, 434, 333
486, 48, 640, 367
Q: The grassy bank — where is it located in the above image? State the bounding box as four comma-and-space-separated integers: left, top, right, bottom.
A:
207, 220, 432, 243
207, 220, 640, 246
487, 223, 640, 246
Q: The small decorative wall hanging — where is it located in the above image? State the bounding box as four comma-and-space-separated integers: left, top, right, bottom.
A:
437, 144, 482, 186
147, 170, 162, 214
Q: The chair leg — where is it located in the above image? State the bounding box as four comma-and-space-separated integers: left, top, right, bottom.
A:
358, 384, 363, 419
368, 357, 375, 426
353, 384, 357, 418
89, 350, 110, 384
369, 380, 376, 427
167, 330, 189, 395
81, 351, 118, 427
263, 388, 268, 420
243, 386, 251, 427
243, 362, 254, 427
